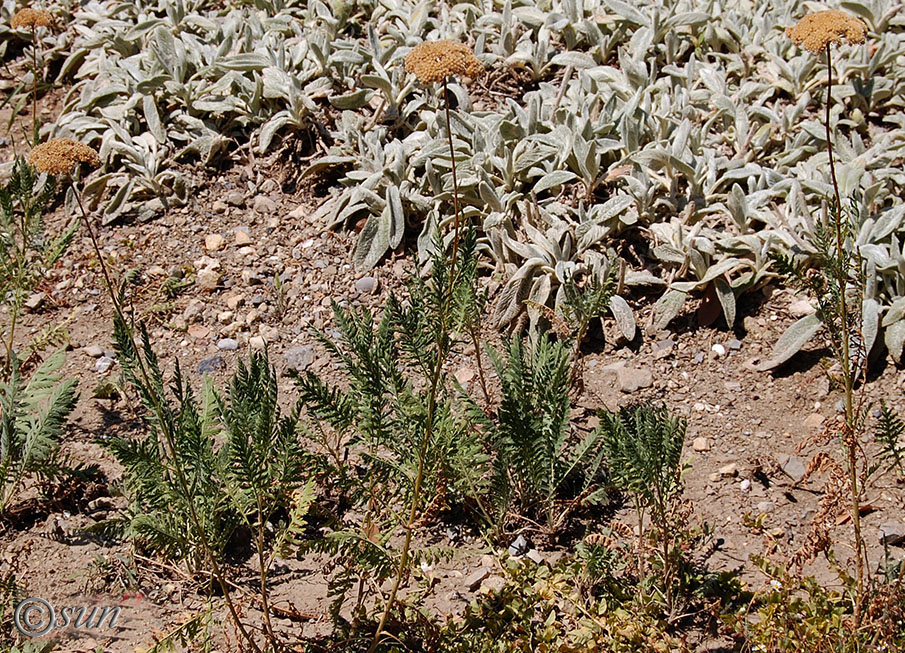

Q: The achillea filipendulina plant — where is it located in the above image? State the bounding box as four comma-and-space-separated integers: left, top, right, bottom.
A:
781, 7, 871, 627
28, 137, 101, 175
404, 40, 483, 84
30, 135, 264, 652
368, 40, 484, 653
9, 8, 52, 30
785, 9, 867, 54
28, 138, 116, 305
403, 40, 484, 261
403, 39, 491, 401
10, 7, 55, 147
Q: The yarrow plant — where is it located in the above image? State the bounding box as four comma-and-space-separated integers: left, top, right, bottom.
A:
368, 40, 483, 653
9, 8, 54, 147
28, 138, 113, 310
785, 9, 867, 55
28, 138, 101, 174
404, 40, 484, 84
9, 8, 53, 30
403, 40, 483, 261
28, 135, 267, 652
775, 7, 873, 627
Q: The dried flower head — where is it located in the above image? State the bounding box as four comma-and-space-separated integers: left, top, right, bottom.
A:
28, 138, 101, 175
786, 10, 867, 54
10, 8, 53, 30
405, 40, 483, 84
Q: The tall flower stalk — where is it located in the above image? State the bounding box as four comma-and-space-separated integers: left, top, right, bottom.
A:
368, 40, 482, 653
28, 138, 264, 652
10, 8, 54, 147
786, 9, 869, 623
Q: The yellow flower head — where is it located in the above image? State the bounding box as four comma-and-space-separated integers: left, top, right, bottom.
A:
404, 40, 483, 84
786, 10, 867, 54
10, 8, 53, 30
28, 138, 101, 176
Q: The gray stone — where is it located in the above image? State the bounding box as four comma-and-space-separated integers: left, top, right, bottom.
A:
259, 325, 280, 342
652, 339, 675, 359
197, 268, 220, 291
198, 356, 226, 374
253, 195, 276, 213
464, 567, 491, 591
525, 549, 544, 564
84, 345, 104, 358
693, 352, 705, 364
508, 534, 530, 556
879, 523, 905, 547
94, 356, 114, 374
616, 367, 652, 393
803, 413, 824, 430
235, 228, 253, 246
788, 298, 816, 317
355, 276, 379, 294
24, 292, 45, 310
217, 338, 238, 351
480, 575, 506, 592
226, 191, 245, 207
728, 339, 743, 350
205, 234, 225, 251
719, 463, 738, 477
781, 456, 807, 482
284, 345, 315, 371
87, 497, 116, 513
182, 299, 205, 323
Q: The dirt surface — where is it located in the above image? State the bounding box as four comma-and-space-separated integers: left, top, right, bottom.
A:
2, 86, 904, 653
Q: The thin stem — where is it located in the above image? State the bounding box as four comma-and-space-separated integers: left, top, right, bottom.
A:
4, 179, 31, 374
70, 179, 263, 652
30, 27, 38, 147
369, 76, 464, 653
825, 43, 864, 625
256, 496, 278, 649
444, 80, 462, 264
469, 327, 491, 405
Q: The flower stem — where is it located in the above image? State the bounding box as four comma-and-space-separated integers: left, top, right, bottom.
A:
30, 27, 38, 147
70, 180, 263, 652
444, 80, 462, 264
368, 76, 464, 653
825, 42, 864, 625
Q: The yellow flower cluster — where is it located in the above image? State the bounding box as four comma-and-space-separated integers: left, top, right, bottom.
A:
28, 138, 101, 175
404, 40, 483, 84
786, 10, 867, 54
10, 8, 53, 29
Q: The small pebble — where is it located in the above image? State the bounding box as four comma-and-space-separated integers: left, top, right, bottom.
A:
94, 356, 114, 373
198, 356, 226, 374
217, 338, 238, 351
